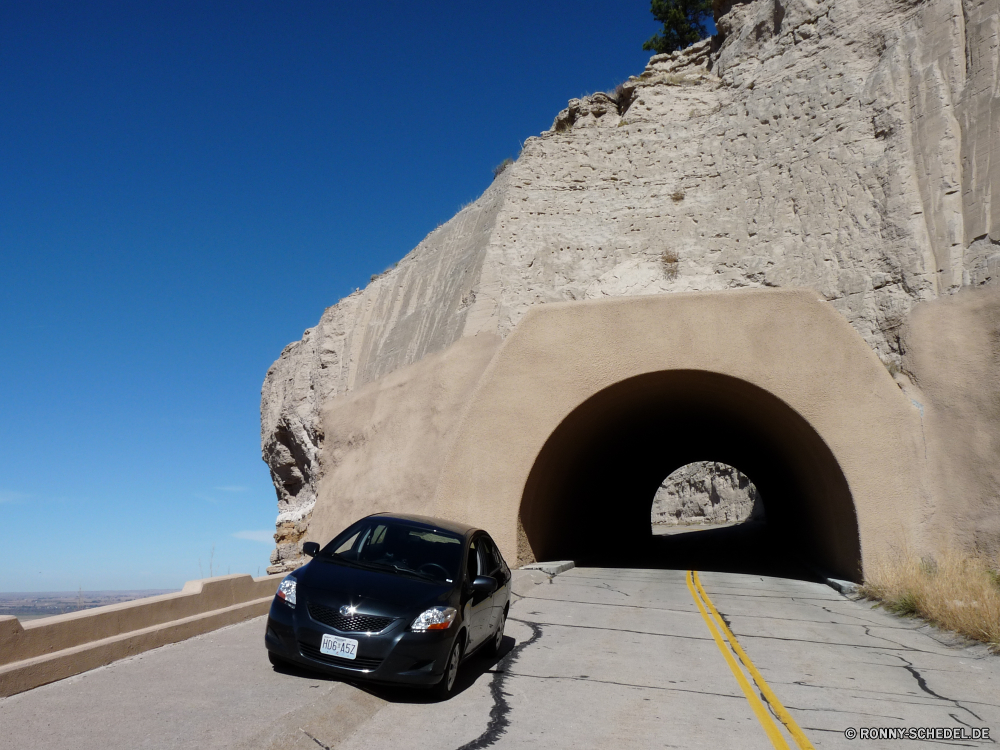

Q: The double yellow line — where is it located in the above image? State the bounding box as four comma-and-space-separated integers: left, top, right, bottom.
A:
686, 570, 815, 750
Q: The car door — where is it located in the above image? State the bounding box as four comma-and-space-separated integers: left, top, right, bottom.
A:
464, 536, 493, 649
478, 535, 507, 630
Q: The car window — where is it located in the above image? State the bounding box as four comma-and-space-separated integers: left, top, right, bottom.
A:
489, 536, 506, 570
467, 539, 480, 581
357, 524, 390, 561
321, 518, 463, 583
479, 537, 500, 576
333, 531, 360, 555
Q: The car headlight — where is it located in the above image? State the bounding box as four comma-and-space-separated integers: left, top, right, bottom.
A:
410, 606, 457, 631
276, 576, 297, 608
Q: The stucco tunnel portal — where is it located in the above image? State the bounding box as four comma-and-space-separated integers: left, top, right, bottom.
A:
433, 290, 927, 585
520, 370, 861, 580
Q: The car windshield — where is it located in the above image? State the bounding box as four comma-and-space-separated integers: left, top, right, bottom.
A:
320, 518, 463, 584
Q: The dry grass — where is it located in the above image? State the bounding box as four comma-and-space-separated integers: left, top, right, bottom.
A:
492, 158, 514, 179
861, 547, 1000, 652
661, 250, 680, 280
606, 83, 635, 116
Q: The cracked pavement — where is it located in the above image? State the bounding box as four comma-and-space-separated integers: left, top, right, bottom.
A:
1, 567, 997, 749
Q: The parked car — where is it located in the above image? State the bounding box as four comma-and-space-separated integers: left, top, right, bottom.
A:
264, 513, 512, 699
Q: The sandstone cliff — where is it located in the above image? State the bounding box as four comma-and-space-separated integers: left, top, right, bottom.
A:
262, 0, 999, 571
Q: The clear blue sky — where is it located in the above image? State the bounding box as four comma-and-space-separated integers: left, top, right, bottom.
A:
0, 1, 686, 591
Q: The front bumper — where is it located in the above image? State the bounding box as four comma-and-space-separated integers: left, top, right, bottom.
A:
264, 599, 457, 686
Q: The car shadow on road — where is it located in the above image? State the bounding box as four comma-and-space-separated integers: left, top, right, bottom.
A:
354, 635, 517, 704
267, 635, 517, 704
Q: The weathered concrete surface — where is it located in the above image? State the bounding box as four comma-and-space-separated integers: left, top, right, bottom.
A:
899, 285, 1000, 557
0, 574, 281, 697
4, 565, 998, 749
270, 333, 501, 571
261, 0, 1000, 574
307, 333, 501, 559
0, 618, 387, 750
434, 289, 927, 579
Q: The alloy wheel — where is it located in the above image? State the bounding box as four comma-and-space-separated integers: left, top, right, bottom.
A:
445, 640, 461, 691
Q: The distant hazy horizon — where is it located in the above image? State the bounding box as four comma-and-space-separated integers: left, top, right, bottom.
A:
0, 589, 181, 621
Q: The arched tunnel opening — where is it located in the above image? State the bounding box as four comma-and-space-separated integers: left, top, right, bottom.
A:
519, 370, 862, 581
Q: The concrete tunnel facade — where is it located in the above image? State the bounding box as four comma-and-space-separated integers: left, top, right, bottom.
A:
431, 289, 930, 581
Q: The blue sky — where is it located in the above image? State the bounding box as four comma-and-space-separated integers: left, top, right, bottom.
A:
0, 1, 692, 591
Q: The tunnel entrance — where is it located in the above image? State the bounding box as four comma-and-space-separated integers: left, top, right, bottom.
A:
518, 371, 861, 580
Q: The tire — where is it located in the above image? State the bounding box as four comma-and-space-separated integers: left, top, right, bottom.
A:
432, 637, 464, 700
485, 611, 506, 658
267, 650, 292, 670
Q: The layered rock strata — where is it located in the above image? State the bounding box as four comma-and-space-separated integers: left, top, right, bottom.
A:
262, 0, 1000, 571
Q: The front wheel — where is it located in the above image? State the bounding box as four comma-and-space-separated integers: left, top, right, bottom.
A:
267, 650, 292, 670
432, 637, 464, 700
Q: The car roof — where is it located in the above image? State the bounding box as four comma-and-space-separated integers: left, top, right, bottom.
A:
369, 512, 480, 538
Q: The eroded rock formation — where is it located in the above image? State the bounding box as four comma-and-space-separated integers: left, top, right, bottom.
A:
652, 462, 764, 526
262, 0, 1000, 572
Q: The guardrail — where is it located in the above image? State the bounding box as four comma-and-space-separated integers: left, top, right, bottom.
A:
0, 573, 282, 697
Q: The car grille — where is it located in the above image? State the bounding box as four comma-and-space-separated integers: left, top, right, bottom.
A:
307, 603, 397, 634
299, 641, 383, 671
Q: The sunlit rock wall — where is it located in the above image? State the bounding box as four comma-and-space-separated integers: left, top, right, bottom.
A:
652, 462, 764, 526
262, 0, 1000, 571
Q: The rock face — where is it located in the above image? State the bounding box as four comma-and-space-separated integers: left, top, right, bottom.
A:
261, 0, 1000, 571
259, 184, 505, 569
652, 462, 764, 526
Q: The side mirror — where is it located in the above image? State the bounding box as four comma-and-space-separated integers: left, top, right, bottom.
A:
471, 575, 498, 594
302, 542, 320, 558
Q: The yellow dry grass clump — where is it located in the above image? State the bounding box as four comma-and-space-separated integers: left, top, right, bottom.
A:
861, 547, 1000, 653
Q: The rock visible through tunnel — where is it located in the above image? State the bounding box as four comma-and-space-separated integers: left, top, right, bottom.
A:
652, 461, 764, 528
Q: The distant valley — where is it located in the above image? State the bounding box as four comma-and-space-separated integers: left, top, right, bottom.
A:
0, 590, 177, 621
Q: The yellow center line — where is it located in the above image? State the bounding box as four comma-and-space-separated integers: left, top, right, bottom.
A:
686, 570, 791, 750
689, 570, 816, 750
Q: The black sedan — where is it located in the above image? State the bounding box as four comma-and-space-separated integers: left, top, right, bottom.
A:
264, 513, 512, 699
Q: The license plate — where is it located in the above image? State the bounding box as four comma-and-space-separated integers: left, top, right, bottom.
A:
320, 634, 358, 660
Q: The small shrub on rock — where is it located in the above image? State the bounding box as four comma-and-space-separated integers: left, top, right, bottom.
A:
643, 0, 714, 54
493, 158, 514, 179
607, 83, 636, 116
661, 250, 680, 279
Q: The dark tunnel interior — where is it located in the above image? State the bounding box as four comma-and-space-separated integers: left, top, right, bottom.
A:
518, 370, 862, 581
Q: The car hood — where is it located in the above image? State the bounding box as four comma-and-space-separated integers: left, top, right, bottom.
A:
296, 558, 454, 616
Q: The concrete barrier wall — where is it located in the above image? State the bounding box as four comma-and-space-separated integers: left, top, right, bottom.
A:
0, 573, 282, 697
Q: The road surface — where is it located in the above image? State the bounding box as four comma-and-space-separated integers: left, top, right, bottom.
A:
2, 567, 997, 749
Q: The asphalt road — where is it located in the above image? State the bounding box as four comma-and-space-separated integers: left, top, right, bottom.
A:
2, 567, 998, 749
